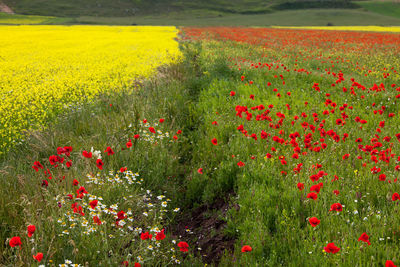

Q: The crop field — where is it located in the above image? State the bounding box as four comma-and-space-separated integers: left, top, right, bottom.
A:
272, 25, 400, 32
1, 25, 400, 266
0, 26, 181, 155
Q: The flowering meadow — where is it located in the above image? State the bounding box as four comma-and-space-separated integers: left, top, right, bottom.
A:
0, 26, 181, 155
2, 25, 400, 266
180, 27, 400, 266
272, 26, 400, 33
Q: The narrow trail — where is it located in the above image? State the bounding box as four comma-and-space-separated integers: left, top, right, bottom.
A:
0, 1, 14, 14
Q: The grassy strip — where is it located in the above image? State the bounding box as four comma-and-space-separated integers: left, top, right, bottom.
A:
0, 45, 211, 265
72, 8, 400, 26
0, 12, 73, 24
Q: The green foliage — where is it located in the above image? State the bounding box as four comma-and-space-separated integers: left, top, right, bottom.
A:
3, 0, 400, 26
355, 1, 400, 19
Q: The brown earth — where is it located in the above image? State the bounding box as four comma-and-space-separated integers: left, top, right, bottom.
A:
0, 1, 14, 14
170, 195, 238, 266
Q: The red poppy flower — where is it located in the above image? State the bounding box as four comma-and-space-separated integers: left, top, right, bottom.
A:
307, 192, 318, 200
57, 147, 66, 155
89, 199, 98, 209
117, 210, 126, 220
309, 217, 320, 227
159, 118, 165, 123
140, 231, 152, 240
333, 190, 340, 195
49, 155, 62, 166
241, 245, 252, 252
104, 146, 114, 156
324, 242, 340, 254
237, 161, 245, 167
32, 161, 44, 172
358, 232, 371, 245
77, 186, 88, 195
310, 183, 322, 193
66, 160, 72, 168
386, 260, 397, 267
149, 127, 156, 133
134, 134, 140, 139
9, 236, 22, 247
134, 263, 141, 267
177, 241, 189, 252
33, 252, 43, 262
64, 146, 72, 156
96, 159, 104, 170
379, 174, 386, 181
197, 168, 203, 174
297, 183, 304, 191
42, 180, 48, 187
73, 179, 79, 186
34, 161, 44, 169
82, 150, 92, 158
329, 203, 343, 212
211, 138, 218, 145
120, 167, 127, 173
156, 229, 166, 241
392, 193, 400, 201
310, 174, 319, 182
93, 216, 102, 225
173, 135, 178, 140
27, 225, 36, 237
126, 139, 133, 148
230, 91, 236, 96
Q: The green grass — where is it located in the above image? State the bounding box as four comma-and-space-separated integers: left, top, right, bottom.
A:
356, 1, 400, 19
0, 12, 72, 24
3, 0, 277, 17
2, 8, 400, 26
75, 9, 400, 26
3, 0, 400, 26
5, 0, 400, 26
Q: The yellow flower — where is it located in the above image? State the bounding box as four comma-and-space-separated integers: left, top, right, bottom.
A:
0, 26, 181, 154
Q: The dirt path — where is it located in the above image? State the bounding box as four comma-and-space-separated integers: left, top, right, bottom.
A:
170, 194, 238, 265
0, 1, 14, 14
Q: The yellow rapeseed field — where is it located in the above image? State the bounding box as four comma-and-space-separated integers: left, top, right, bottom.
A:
272, 26, 400, 32
0, 26, 181, 154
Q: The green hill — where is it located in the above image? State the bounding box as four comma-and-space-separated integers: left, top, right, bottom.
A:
3, 0, 275, 17
356, 1, 400, 19
1, 0, 400, 26
2, 0, 362, 17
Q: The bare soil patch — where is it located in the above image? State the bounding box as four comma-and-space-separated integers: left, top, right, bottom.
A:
171, 196, 238, 265
0, 1, 14, 14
